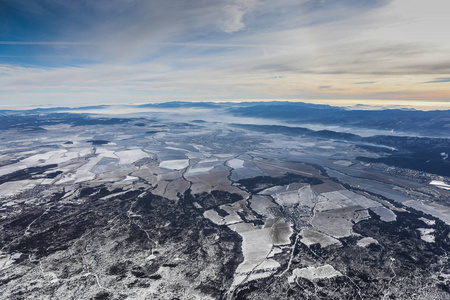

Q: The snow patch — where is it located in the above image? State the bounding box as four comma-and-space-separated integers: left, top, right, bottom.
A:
116, 149, 149, 165
159, 159, 189, 170
288, 265, 342, 283
357, 237, 379, 247
226, 159, 244, 169
430, 180, 450, 190
419, 217, 436, 226
418, 228, 435, 243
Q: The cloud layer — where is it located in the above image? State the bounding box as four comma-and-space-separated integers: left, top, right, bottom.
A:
0, 0, 449, 107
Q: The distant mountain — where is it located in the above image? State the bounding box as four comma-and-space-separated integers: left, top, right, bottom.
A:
226, 101, 450, 137
2, 101, 448, 137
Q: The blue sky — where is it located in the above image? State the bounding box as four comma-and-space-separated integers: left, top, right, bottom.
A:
0, 0, 449, 108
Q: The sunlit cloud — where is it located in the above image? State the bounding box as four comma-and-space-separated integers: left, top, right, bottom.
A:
0, 0, 448, 108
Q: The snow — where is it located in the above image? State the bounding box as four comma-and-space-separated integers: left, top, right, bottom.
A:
74, 173, 96, 184
186, 152, 203, 159
226, 158, 244, 169
186, 159, 222, 175
0, 163, 27, 177
264, 218, 293, 245
268, 185, 316, 208
300, 228, 341, 248
186, 166, 214, 175
229, 218, 292, 287
159, 159, 189, 170
0, 252, 22, 271
40, 178, 56, 185
243, 271, 275, 282
193, 202, 202, 209
229, 222, 275, 274
418, 228, 435, 243
165, 146, 189, 152
274, 191, 301, 206
0, 180, 36, 198
259, 185, 288, 195
257, 258, 281, 271
203, 210, 225, 225
268, 247, 283, 258
115, 149, 149, 165
0, 149, 91, 177
146, 254, 157, 261
315, 190, 380, 212
371, 206, 397, 222
419, 217, 436, 226
315, 193, 354, 211
200, 158, 218, 163
298, 185, 316, 207
338, 190, 380, 208
288, 265, 341, 283
249, 195, 279, 217
54, 156, 103, 185
20, 149, 86, 168
21, 150, 67, 167
430, 180, 450, 190
357, 237, 379, 247
75, 156, 103, 183
218, 203, 247, 225
233, 269, 276, 287
312, 208, 367, 238
95, 148, 118, 159
333, 160, 353, 167
215, 154, 234, 158
122, 175, 139, 182
404, 200, 450, 225
55, 174, 77, 185
46, 151, 80, 165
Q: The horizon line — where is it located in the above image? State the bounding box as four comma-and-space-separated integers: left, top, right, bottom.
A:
1, 99, 450, 111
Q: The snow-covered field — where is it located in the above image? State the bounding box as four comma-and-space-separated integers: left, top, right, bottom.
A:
300, 228, 341, 248
116, 149, 149, 165
404, 200, 450, 225
371, 206, 397, 222
159, 159, 189, 170
0, 163, 27, 177
288, 265, 342, 283
229, 222, 282, 286
0, 180, 37, 198
357, 237, 379, 247
226, 158, 244, 169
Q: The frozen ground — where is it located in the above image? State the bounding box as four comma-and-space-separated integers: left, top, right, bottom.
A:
0, 110, 449, 300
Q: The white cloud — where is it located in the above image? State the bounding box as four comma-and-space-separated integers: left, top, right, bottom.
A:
222, 5, 247, 33
220, 0, 258, 33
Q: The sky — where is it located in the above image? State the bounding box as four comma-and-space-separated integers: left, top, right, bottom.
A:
0, 0, 449, 108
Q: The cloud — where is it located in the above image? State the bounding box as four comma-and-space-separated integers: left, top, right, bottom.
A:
221, 0, 258, 33
0, 0, 449, 107
424, 77, 450, 84
0, 40, 291, 49
222, 5, 247, 33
